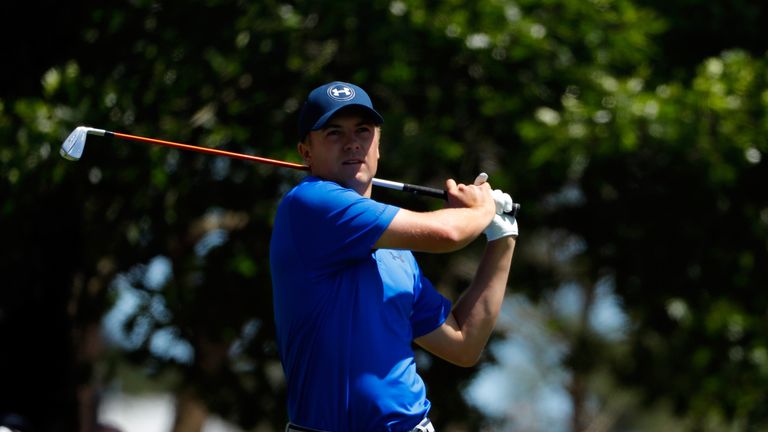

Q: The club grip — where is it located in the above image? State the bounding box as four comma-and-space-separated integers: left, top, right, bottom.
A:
401, 183, 520, 217
506, 203, 520, 218
401, 183, 448, 199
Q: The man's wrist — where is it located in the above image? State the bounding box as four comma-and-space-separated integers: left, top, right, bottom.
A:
488, 234, 517, 244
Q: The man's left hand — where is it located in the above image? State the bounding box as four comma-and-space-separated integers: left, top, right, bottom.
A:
484, 213, 518, 241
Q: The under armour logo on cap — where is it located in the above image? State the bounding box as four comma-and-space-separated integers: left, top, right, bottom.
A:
327, 84, 355, 101
297, 81, 384, 140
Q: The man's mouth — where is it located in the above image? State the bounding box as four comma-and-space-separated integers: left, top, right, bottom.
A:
342, 159, 364, 165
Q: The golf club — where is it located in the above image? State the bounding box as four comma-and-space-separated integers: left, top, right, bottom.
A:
60, 126, 520, 216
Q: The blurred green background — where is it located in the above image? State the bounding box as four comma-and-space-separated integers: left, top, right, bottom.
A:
1, 0, 767, 431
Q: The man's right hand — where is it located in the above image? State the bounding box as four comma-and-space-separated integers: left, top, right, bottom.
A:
472, 172, 515, 215
444, 178, 495, 216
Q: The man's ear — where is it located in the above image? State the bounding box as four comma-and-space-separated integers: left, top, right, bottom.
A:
297, 141, 311, 165
296, 142, 312, 163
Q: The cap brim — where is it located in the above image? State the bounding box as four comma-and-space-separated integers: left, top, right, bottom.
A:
310, 104, 384, 132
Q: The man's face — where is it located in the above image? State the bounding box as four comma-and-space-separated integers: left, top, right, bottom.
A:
298, 111, 380, 196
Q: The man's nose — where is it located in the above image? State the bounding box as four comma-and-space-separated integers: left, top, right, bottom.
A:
343, 135, 361, 151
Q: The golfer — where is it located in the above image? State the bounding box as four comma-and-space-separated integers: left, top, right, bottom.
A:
270, 81, 518, 432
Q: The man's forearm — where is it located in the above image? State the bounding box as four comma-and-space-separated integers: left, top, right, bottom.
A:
451, 236, 516, 360
428, 206, 497, 250
376, 205, 495, 253
413, 235, 516, 366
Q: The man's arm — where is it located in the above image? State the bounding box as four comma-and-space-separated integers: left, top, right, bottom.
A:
374, 179, 496, 253
414, 236, 516, 367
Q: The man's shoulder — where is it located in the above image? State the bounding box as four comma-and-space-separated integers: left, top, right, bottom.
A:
287, 177, 374, 209
288, 176, 345, 199
278, 177, 362, 225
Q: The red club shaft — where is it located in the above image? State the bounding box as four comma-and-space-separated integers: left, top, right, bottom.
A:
110, 131, 310, 171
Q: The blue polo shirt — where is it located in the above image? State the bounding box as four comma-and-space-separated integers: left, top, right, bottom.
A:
270, 177, 452, 432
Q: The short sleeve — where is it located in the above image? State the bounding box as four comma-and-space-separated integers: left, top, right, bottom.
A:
285, 178, 399, 272
410, 269, 452, 338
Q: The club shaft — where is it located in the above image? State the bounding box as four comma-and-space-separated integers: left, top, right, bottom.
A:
102, 130, 519, 216
110, 131, 309, 171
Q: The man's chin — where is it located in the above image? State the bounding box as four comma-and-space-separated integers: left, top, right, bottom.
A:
336, 172, 374, 194
354, 170, 375, 185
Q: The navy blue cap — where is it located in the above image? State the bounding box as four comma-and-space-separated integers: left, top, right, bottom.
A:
297, 81, 384, 140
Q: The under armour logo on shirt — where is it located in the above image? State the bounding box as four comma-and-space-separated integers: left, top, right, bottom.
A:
388, 251, 406, 264
327, 84, 355, 101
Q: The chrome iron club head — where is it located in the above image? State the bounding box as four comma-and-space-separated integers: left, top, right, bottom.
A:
59, 126, 106, 161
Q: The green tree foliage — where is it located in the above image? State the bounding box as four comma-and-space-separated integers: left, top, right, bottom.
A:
1, 0, 767, 430
520, 48, 768, 428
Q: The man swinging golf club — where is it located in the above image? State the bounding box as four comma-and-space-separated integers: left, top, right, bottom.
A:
269, 81, 518, 432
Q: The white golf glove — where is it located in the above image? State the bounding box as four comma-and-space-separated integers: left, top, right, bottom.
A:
473, 173, 519, 241
491, 189, 515, 215
484, 213, 518, 241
